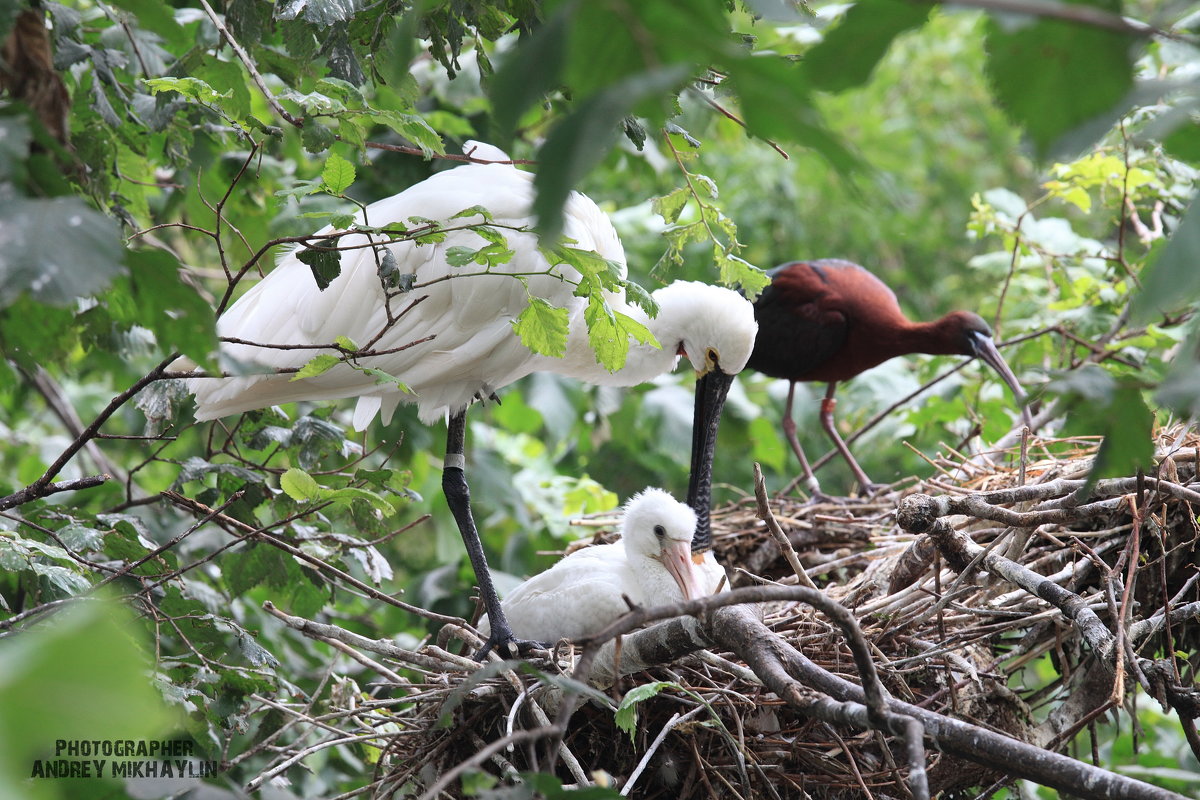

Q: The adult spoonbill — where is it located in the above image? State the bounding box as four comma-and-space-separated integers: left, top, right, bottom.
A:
479, 488, 702, 643
179, 142, 756, 656
747, 259, 1031, 495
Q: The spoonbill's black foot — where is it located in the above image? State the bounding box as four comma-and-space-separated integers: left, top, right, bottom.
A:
473, 631, 547, 661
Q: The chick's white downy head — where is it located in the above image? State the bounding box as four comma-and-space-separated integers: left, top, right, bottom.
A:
620, 488, 702, 602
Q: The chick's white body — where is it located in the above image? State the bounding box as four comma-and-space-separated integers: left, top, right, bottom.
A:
480, 489, 703, 643
182, 142, 757, 430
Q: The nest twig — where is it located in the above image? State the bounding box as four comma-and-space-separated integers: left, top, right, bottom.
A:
258, 423, 1200, 799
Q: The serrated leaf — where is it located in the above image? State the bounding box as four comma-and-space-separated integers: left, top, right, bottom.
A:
624, 280, 660, 318
315, 77, 364, 107
292, 352, 341, 380
356, 366, 411, 394
275, 179, 324, 200
334, 335, 358, 350
280, 468, 321, 502
172, 456, 264, 489
323, 487, 396, 516
322, 153, 356, 195
276, 0, 358, 27
512, 296, 570, 358
143, 77, 231, 105
445, 246, 477, 267
120, 249, 217, 365
450, 204, 495, 222
984, 10, 1134, 159
652, 187, 690, 225
717, 252, 770, 299
296, 245, 342, 289
583, 296, 660, 372
0, 196, 123, 308
372, 110, 444, 156
1133, 189, 1200, 323
301, 121, 336, 153
534, 65, 693, 241
803, 0, 930, 92
615, 681, 677, 742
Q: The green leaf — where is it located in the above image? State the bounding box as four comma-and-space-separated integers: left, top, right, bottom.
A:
489, 4, 570, 141
335, 335, 358, 350
301, 120, 337, 153
110, 0, 188, 47
984, 8, 1135, 159
120, 249, 218, 365
726, 55, 861, 172
143, 76, 232, 105
534, 65, 693, 241
316, 77, 365, 107
322, 153, 357, 195
322, 487, 397, 516
624, 280, 660, 318
445, 246, 478, 267
276, 0, 359, 27
281, 468, 322, 502
1132, 189, 1200, 323
652, 187, 690, 225
614, 680, 677, 742
292, 353, 341, 380
584, 295, 659, 372
296, 245, 342, 289
356, 366, 411, 393
549, 245, 623, 292
1051, 367, 1155, 493
275, 179, 324, 200
803, 0, 930, 92
0, 196, 124, 308
372, 110, 445, 156
717, 252, 771, 298
194, 59, 254, 120
512, 296, 570, 358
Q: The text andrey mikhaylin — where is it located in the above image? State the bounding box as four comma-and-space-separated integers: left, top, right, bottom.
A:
30, 740, 219, 779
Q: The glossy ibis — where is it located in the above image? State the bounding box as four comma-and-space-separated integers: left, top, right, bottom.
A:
178, 142, 757, 656
478, 488, 703, 643
747, 259, 1031, 494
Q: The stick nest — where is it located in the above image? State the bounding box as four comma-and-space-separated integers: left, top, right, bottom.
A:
271, 426, 1200, 799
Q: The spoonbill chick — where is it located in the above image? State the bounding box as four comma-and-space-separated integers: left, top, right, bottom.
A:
480, 488, 704, 643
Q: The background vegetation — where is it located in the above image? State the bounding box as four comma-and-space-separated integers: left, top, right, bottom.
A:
1, 0, 1198, 796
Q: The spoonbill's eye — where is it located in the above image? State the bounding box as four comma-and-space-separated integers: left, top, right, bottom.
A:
653, 525, 666, 538
706, 347, 718, 364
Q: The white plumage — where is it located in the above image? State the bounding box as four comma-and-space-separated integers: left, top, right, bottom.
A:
176, 142, 757, 655
180, 141, 757, 430
480, 488, 704, 643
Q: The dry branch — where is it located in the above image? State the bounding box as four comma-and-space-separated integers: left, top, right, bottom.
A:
249, 425, 1200, 798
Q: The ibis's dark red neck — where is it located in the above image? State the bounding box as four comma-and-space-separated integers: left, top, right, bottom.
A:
889, 312, 978, 359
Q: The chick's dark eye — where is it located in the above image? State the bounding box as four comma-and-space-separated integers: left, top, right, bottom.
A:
653, 525, 666, 538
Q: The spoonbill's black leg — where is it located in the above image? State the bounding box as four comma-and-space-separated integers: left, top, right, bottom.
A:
442, 410, 538, 659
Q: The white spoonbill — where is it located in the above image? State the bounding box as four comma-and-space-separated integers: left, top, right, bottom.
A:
178, 142, 757, 656
479, 488, 702, 643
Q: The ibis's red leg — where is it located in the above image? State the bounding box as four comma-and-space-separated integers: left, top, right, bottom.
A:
782, 381, 822, 495
817, 383, 879, 494
443, 410, 537, 659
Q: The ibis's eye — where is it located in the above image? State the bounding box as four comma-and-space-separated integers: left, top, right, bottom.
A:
653, 525, 666, 538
